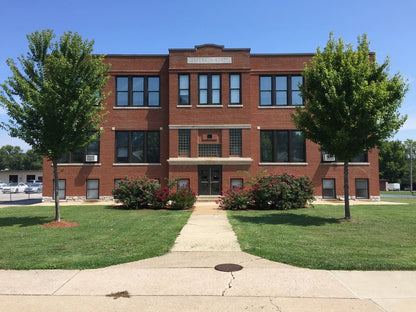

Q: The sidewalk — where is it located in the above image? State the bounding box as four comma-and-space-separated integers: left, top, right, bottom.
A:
0, 202, 415, 311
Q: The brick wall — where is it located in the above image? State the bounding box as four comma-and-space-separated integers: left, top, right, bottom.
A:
42, 45, 380, 201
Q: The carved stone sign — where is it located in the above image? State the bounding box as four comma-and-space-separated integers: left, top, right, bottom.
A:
187, 57, 232, 64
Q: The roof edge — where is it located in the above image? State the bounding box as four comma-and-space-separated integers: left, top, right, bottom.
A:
169, 43, 251, 53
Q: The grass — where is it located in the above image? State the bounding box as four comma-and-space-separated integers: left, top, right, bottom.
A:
227, 200, 416, 270
0, 205, 191, 270
381, 190, 415, 196
381, 197, 416, 204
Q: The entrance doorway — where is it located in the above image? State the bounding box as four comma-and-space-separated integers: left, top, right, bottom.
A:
198, 165, 222, 195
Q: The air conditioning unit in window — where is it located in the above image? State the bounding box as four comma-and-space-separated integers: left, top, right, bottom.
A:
85, 155, 98, 162
323, 153, 336, 162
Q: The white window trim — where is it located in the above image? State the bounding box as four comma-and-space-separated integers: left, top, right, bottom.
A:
113, 106, 162, 110
168, 157, 253, 165
56, 163, 101, 166
112, 163, 162, 166
169, 124, 251, 130
259, 162, 308, 166
258, 105, 305, 109
196, 105, 223, 108
320, 162, 370, 166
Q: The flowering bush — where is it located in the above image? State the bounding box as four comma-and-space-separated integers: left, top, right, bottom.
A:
169, 188, 196, 210
218, 187, 253, 210
112, 176, 196, 210
251, 173, 314, 210
112, 176, 163, 209
219, 172, 314, 210
151, 187, 171, 209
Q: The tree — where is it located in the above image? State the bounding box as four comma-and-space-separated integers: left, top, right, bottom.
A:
0, 145, 42, 170
0, 145, 24, 170
22, 149, 43, 170
0, 30, 109, 221
378, 140, 407, 184
292, 33, 408, 219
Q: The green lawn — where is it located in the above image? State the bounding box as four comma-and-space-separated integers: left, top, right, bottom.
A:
381, 190, 415, 196
227, 201, 416, 270
0, 205, 191, 270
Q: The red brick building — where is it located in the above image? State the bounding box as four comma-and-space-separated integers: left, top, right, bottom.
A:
42, 44, 379, 201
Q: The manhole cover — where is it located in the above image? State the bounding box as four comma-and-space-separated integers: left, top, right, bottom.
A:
214, 263, 243, 272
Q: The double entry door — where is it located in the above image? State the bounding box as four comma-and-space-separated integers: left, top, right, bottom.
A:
198, 165, 222, 195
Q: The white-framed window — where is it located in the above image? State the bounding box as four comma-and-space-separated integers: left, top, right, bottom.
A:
86, 179, 99, 199
231, 178, 243, 189
356, 179, 369, 199
178, 179, 190, 191
322, 179, 336, 199
53, 179, 66, 200
114, 179, 122, 188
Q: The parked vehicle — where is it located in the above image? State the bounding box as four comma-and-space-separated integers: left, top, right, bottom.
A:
387, 183, 401, 191
0, 182, 7, 190
24, 183, 43, 194
2, 183, 27, 193
27, 180, 42, 184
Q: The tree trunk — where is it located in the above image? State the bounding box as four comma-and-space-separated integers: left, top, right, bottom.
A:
344, 161, 351, 219
53, 160, 61, 222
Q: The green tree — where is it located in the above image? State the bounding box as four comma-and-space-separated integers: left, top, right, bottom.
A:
0, 30, 109, 221
378, 140, 407, 184
292, 33, 408, 219
0, 145, 24, 170
0, 145, 42, 170
22, 149, 43, 170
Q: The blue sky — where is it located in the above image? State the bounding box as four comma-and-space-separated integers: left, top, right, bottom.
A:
1, 0, 415, 150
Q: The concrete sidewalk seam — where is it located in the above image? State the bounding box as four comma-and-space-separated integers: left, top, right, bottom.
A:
51, 270, 82, 295
369, 299, 389, 312
329, 271, 361, 299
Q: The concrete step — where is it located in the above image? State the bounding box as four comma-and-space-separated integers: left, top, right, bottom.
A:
196, 195, 220, 204
196, 195, 220, 202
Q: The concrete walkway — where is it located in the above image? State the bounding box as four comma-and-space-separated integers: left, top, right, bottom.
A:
1, 203, 415, 311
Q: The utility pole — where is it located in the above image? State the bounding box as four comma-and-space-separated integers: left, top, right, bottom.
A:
411, 141, 413, 193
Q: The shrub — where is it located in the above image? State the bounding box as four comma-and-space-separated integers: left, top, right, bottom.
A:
169, 188, 196, 210
112, 176, 162, 209
151, 187, 170, 209
251, 173, 314, 210
219, 172, 314, 210
112, 176, 197, 210
218, 186, 253, 210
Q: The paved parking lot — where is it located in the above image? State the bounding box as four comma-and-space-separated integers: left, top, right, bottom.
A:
0, 192, 42, 208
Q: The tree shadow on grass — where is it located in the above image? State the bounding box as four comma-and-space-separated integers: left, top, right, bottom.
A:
230, 213, 339, 227
0, 216, 51, 227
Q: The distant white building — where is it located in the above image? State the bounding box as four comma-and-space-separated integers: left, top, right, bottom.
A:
0, 170, 43, 184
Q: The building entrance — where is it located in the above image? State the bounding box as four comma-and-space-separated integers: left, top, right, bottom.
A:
198, 165, 222, 195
